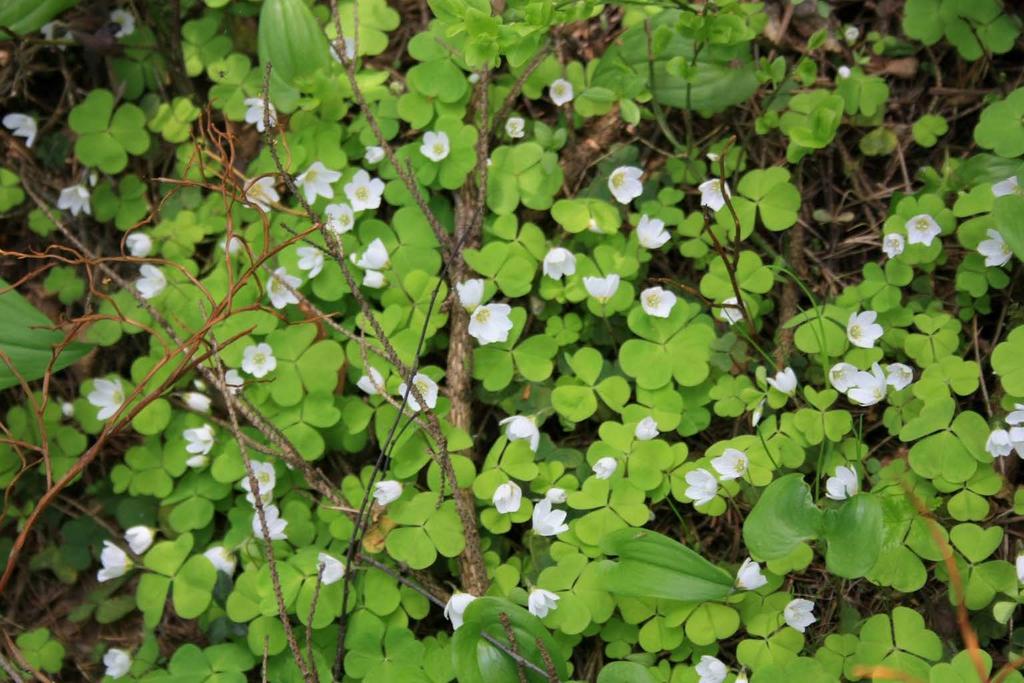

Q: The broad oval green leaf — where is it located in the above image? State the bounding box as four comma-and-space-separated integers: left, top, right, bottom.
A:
742, 474, 824, 561
598, 527, 734, 602
823, 493, 883, 578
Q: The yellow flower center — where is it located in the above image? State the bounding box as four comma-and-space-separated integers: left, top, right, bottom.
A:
849, 324, 861, 339
253, 352, 266, 366
432, 143, 445, 157
611, 172, 624, 188
645, 292, 661, 308
356, 187, 369, 201
475, 307, 491, 324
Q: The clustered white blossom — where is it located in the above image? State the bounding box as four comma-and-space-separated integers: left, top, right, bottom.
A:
243, 460, 288, 541
828, 359, 913, 407
985, 403, 1024, 459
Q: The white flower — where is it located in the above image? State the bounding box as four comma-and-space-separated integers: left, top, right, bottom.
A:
58, 184, 91, 216
456, 279, 485, 311
608, 166, 644, 205
544, 487, 567, 504
357, 366, 385, 395
97, 540, 132, 582
549, 78, 574, 106
242, 461, 277, 503
295, 246, 325, 280
329, 36, 356, 63
317, 552, 345, 585
736, 673, 749, 683
41, 21, 70, 46
736, 558, 768, 591
505, 116, 526, 139
296, 161, 341, 205
1012, 427, 1024, 457
528, 588, 560, 618
186, 455, 209, 469
363, 270, 385, 288
221, 235, 244, 255
583, 274, 620, 303
992, 176, 1020, 197
767, 367, 798, 395
635, 416, 659, 441
905, 213, 941, 247
882, 233, 905, 259
837, 66, 852, 80
243, 97, 276, 132
88, 378, 125, 421
184, 424, 215, 456
420, 131, 450, 162
324, 202, 355, 235
698, 179, 731, 212
135, 264, 166, 299
711, 448, 748, 481
224, 368, 244, 394
784, 598, 817, 633
373, 480, 403, 506
364, 146, 385, 164
253, 504, 288, 541
592, 456, 618, 480
847, 363, 888, 407
244, 176, 279, 212
2, 113, 37, 147
986, 429, 1012, 458
61, 401, 74, 418
1017, 553, 1024, 583
751, 398, 765, 427
110, 9, 135, 38
847, 310, 883, 349
1007, 403, 1024, 426
826, 465, 859, 501
695, 655, 728, 683
103, 648, 132, 679
719, 297, 743, 325
828, 362, 858, 392
885, 363, 914, 391
241, 342, 277, 378
124, 233, 152, 258
399, 373, 438, 412
344, 170, 385, 211
203, 546, 236, 575
532, 498, 569, 536
492, 482, 523, 514
124, 526, 154, 555
978, 229, 1013, 267
469, 303, 514, 345
684, 468, 718, 506
640, 286, 676, 318
636, 215, 670, 249
843, 25, 860, 43
354, 238, 389, 270
500, 415, 540, 452
542, 247, 576, 280
444, 593, 477, 630
267, 267, 301, 309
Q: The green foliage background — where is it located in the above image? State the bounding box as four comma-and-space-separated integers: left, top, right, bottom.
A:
1, 0, 1024, 681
